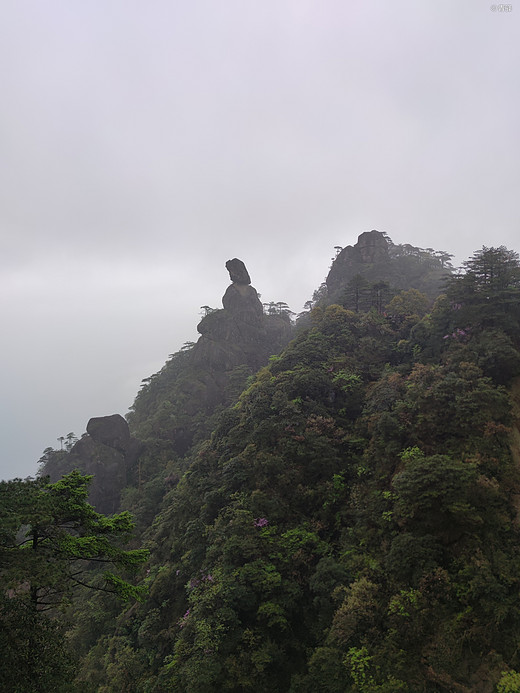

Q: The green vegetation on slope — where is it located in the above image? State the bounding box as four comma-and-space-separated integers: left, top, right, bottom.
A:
70, 245, 520, 692
7, 240, 520, 692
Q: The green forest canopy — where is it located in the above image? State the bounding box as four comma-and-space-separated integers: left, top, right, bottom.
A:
4, 243, 520, 692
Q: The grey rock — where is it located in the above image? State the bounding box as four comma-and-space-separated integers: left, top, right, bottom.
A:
87, 414, 130, 454
225, 258, 251, 285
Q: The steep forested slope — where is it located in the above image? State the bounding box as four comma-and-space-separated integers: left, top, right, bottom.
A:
13, 234, 520, 692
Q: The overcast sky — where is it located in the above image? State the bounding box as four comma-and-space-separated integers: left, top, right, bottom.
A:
1, 0, 518, 480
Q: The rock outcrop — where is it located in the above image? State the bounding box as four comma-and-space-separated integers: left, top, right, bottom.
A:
126, 257, 293, 462
192, 258, 290, 372
355, 229, 390, 263
45, 259, 293, 494
225, 258, 251, 285
68, 414, 143, 514
325, 230, 449, 304
87, 414, 131, 454
326, 230, 391, 300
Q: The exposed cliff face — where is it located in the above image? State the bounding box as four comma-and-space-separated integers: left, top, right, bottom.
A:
325, 230, 449, 304
67, 414, 143, 514
326, 231, 389, 302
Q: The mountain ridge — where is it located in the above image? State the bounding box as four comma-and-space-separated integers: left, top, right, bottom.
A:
34, 232, 520, 692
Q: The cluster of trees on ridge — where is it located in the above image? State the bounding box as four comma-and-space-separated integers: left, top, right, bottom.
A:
2, 243, 520, 691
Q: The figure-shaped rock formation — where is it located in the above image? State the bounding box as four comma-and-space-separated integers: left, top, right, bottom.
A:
38, 257, 293, 515
128, 257, 292, 463
225, 258, 251, 285
222, 258, 263, 321
192, 258, 290, 372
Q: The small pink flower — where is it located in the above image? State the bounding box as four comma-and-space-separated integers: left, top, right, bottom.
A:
179, 608, 191, 628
